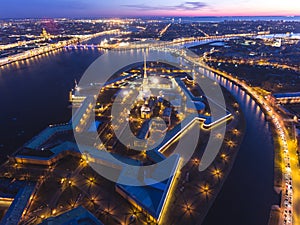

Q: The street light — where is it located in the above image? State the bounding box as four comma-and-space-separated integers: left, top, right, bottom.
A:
212, 168, 222, 179
232, 129, 240, 136
227, 140, 236, 148
220, 153, 227, 161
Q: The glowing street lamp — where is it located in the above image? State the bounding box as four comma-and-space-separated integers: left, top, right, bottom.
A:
200, 184, 211, 201
192, 158, 200, 166
220, 153, 227, 161
227, 140, 236, 148
183, 203, 193, 215
232, 129, 240, 136
215, 133, 223, 139
212, 168, 222, 179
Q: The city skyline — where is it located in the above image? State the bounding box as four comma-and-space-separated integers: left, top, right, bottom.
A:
0, 0, 299, 18
0, 12, 299, 225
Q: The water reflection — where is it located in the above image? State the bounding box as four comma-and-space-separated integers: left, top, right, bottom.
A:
203, 70, 276, 225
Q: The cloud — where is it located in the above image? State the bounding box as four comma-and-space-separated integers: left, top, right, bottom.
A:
183, 2, 207, 10
122, 1, 207, 11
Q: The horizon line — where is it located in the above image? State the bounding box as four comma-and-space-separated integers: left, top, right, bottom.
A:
1, 15, 300, 20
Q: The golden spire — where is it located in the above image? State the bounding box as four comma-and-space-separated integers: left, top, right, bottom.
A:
143, 49, 147, 79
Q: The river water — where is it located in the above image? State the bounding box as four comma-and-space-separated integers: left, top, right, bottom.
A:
202, 71, 279, 225
0, 38, 278, 224
0, 42, 103, 158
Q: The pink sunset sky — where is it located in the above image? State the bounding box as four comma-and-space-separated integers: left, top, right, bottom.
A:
1, 0, 299, 18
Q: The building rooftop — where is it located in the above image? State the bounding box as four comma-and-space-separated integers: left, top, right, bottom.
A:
0, 182, 36, 225
186, 100, 206, 111
24, 124, 72, 151
136, 120, 151, 140
162, 108, 172, 117
174, 77, 203, 102
39, 206, 104, 225
116, 154, 180, 221
88, 121, 102, 133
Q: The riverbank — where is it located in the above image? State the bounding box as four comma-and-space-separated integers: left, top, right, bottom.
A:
189, 60, 286, 225
0, 47, 105, 160
0, 30, 120, 67
162, 87, 246, 225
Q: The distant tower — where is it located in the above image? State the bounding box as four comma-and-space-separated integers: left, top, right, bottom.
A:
139, 50, 151, 100
41, 28, 50, 40
74, 79, 79, 90
143, 52, 149, 87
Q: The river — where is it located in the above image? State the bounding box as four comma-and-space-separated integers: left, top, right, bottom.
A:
0, 40, 278, 224
202, 71, 279, 225
0, 39, 104, 158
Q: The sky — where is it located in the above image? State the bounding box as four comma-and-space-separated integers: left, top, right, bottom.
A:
0, 0, 299, 18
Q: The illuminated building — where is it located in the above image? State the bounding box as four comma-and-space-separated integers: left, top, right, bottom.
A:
134, 120, 152, 148
40, 206, 103, 225
116, 154, 180, 223
41, 28, 51, 40
138, 51, 151, 100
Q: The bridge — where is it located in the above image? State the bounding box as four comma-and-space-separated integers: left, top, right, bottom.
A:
64, 44, 103, 50
273, 92, 300, 104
